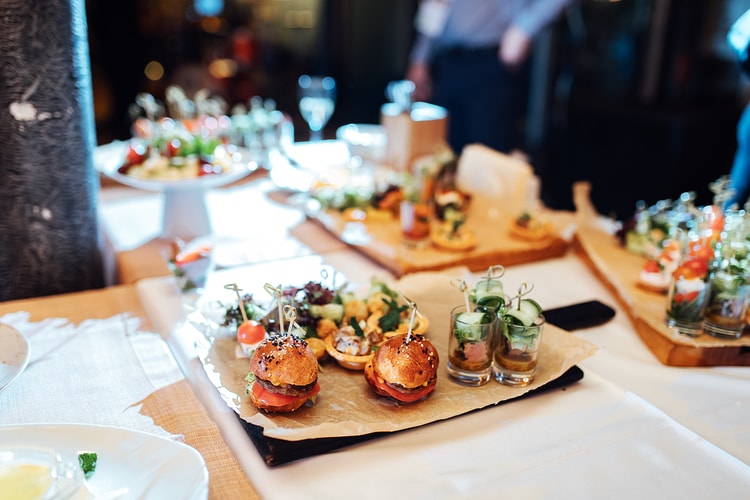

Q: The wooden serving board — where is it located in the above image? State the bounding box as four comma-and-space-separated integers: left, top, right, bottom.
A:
304, 197, 571, 278
573, 187, 750, 366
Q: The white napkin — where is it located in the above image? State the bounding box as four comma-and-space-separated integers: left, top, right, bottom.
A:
456, 143, 535, 209
0, 312, 183, 440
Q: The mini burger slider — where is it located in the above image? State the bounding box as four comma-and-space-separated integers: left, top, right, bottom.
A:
247, 334, 320, 413
364, 333, 439, 403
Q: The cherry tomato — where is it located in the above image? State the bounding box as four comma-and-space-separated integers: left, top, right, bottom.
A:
166, 138, 182, 157
124, 143, 148, 165
237, 320, 266, 345
674, 291, 700, 304
198, 160, 221, 176
174, 245, 211, 265
674, 258, 709, 280
642, 260, 660, 274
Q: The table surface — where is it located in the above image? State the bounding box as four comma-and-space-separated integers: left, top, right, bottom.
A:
2, 160, 750, 499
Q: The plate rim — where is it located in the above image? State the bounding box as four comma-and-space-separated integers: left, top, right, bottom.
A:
0, 422, 209, 499
0, 322, 30, 393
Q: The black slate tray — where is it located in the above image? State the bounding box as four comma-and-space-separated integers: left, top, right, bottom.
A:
238, 365, 585, 466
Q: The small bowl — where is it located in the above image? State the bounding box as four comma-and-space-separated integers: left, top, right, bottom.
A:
324, 334, 374, 370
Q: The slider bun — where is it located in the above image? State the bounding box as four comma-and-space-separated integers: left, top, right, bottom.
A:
249, 335, 318, 387
371, 334, 439, 390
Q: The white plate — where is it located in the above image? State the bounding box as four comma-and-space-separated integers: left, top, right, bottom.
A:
95, 140, 257, 192
0, 323, 29, 393
268, 140, 352, 192
0, 424, 208, 500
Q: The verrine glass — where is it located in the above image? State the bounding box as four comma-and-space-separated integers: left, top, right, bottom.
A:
447, 305, 496, 386
493, 315, 545, 386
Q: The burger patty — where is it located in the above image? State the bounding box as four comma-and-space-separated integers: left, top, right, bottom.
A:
385, 375, 436, 394
255, 377, 317, 397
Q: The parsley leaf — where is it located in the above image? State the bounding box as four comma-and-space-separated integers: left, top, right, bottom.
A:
78, 452, 97, 479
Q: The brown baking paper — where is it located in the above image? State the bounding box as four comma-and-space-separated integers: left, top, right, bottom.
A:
199, 267, 597, 441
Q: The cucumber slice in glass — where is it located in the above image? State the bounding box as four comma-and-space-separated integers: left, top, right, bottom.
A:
504, 307, 534, 326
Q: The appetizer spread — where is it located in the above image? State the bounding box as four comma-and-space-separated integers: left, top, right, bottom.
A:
219, 275, 435, 413
117, 87, 237, 181
616, 180, 728, 293
312, 147, 479, 251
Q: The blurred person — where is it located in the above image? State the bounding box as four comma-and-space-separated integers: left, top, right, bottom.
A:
407, 0, 575, 155
726, 7, 750, 209
726, 101, 750, 209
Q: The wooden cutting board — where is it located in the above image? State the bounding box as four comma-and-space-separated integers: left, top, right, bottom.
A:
572, 183, 750, 366
305, 197, 571, 277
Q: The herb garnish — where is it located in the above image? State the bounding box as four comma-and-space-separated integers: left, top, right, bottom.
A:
78, 452, 98, 479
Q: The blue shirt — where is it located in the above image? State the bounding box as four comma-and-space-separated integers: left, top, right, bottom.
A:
411, 0, 576, 63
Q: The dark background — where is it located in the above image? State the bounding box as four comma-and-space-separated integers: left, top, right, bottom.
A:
85, 0, 750, 220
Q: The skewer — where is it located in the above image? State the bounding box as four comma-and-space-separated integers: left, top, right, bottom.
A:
450, 278, 472, 312
224, 283, 249, 323
264, 283, 285, 333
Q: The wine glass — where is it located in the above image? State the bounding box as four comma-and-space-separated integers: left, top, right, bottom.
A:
297, 75, 336, 141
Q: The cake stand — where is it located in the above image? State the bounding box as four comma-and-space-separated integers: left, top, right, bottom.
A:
95, 141, 257, 240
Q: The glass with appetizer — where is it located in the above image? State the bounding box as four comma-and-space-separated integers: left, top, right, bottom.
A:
165, 239, 213, 294
493, 283, 545, 387
702, 209, 750, 339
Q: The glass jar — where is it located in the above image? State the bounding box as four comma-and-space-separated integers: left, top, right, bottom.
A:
702, 210, 750, 339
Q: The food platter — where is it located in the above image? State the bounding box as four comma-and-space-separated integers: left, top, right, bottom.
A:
95, 141, 257, 239
95, 140, 258, 191
299, 195, 572, 277
0, 323, 29, 393
573, 193, 750, 366
189, 268, 596, 465
0, 423, 208, 499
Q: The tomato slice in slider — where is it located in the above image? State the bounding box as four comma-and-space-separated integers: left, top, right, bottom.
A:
250, 381, 321, 408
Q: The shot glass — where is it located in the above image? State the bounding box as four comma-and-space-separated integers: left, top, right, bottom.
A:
164, 242, 214, 295
399, 200, 432, 249
702, 269, 750, 339
447, 305, 496, 386
664, 272, 708, 337
493, 315, 545, 386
